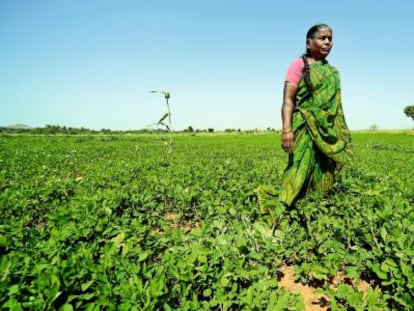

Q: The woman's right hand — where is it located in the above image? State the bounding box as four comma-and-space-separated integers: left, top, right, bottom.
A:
282, 131, 294, 154
281, 82, 298, 155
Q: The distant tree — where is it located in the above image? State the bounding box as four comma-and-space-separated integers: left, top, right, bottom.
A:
208, 128, 214, 133
404, 105, 414, 121
44, 124, 60, 134
186, 126, 194, 132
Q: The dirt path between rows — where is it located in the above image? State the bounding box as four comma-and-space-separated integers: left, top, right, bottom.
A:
278, 265, 371, 311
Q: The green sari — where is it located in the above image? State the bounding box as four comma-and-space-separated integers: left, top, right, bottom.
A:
258, 60, 352, 212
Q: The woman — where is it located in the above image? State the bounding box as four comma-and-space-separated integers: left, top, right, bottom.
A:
258, 24, 352, 214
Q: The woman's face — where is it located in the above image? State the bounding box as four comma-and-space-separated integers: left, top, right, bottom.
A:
306, 27, 333, 60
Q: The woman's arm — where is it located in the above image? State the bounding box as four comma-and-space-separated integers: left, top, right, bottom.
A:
281, 81, 298, 154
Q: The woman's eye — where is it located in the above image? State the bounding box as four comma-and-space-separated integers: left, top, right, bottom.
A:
320, 36, 331, 41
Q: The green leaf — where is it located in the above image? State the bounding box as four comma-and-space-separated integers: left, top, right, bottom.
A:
162, 91, 170, 99
336, 284, 350, 298
60, 303, 74, 311
84, 302, 99, 311
198, 254, 207, 263
8, 284, 19, 295
274, 293, 290, 310
381, 258, 397, 272
346, 266, 359, 279
0, 234, 7, 247
203, 288, 212, 297
111, 232, 125, 247
371, 263, 388, 280
365, 288, 377, 305
138, 250, 152, 262
158, 113, 169, 125
0, 256, 11, 277
347, 292, 362, 308
400, 262, 412, 278
149, 279, 165, 297
311, 263, 329, 280
221, 277, 230, 287
380, 227, 387, 242
81, 280, 94, 292
2, 298, 23, 311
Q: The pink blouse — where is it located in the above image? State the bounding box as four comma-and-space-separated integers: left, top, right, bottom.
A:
285, 58, 304, 85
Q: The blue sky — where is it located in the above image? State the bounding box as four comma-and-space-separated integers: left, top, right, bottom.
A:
1, 0, 413, 131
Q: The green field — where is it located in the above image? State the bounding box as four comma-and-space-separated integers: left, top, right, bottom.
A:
1, 132, 413, 310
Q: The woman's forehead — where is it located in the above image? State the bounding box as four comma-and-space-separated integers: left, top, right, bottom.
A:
315, 27, 332, 36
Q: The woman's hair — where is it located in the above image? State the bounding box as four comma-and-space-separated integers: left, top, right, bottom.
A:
301, 55, 313, 95
302, 23, 331, 96
306, 23, 330, 40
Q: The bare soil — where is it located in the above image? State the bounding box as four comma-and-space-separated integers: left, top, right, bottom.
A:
278, 265, 371, 311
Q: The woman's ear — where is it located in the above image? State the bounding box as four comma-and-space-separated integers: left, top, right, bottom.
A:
306, 38, 311, 49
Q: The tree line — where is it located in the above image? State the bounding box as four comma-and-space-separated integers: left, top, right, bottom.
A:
0, 124, 279, 135
2, 105, 413, 135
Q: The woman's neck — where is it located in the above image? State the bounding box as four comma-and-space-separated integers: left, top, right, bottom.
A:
305, 55, 327, 65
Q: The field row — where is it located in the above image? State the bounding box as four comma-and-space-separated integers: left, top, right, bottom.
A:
1, 133, 413, 310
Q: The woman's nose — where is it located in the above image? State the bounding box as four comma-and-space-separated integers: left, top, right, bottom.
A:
324, 38, 331, 44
